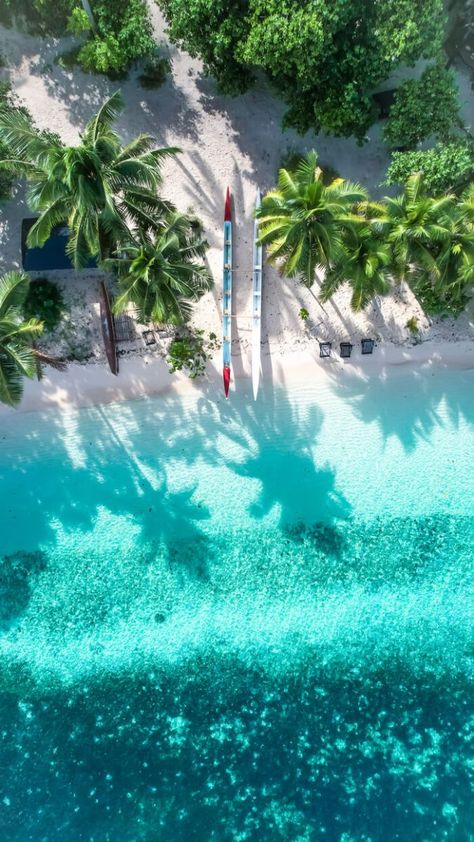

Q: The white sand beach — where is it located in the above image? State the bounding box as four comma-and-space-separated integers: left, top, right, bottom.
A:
0, 4, 473, 414
1, 340, 473, 416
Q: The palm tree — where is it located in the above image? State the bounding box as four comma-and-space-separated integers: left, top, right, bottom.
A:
105, 212, 212, 325
0, 271, 43, 406
256, 151, 368, 287
0, 91, 178, 268
380, 173, 474, 312
379, 173, 455, 285
320, 225, 393, 311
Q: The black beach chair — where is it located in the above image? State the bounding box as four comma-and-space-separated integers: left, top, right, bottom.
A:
142, 329, 156, 346
319, 342, 332, 358
340, 342, 353, 359
361, 338, 375, 355
114, 314, 136, 343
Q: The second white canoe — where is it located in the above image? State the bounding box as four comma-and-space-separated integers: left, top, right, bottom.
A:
252, 188, 263, 401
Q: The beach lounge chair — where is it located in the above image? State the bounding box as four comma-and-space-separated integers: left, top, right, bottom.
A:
361, 338, 375, 355
114, 314, 136, 343
319, 342, 332, 358
142, 329, 156, 346
340, 342, 353, 358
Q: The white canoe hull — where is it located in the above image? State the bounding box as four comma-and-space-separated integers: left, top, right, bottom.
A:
252, 188, 263, 400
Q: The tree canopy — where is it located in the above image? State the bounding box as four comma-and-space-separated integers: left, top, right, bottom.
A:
259, 152, 474, 317
0, 91, 178, 268
158, 0, 446, 140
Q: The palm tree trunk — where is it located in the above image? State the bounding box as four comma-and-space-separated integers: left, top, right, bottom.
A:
33, 349, 67, 380
80, 0, 96, 33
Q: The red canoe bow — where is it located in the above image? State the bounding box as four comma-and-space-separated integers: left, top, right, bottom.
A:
224, 187, 231, 222
223, 365, 231, 398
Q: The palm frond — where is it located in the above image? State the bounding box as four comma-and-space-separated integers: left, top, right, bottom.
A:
84, 91, 124, 145
0, 270, 31, 314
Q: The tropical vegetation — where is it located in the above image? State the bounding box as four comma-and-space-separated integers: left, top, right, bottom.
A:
157, 0, 446, 140
0, 91, 178, 268
258, 152, 474, 316
383, 63, 462, 149
23, 278, 64, 332
0, 270, 44, 406
105, 212, 212, 325
256, 152, 368, 288
386, 141, 474, 195
166, 330, 208, 378
73, 0, 156, 76
0, 81, 29, 203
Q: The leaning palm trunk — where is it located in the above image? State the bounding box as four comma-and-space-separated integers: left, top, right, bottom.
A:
33, 349, 67, 380
80, 0, 96, 31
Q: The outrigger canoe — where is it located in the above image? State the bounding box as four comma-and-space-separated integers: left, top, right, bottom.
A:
99, 280, 119, 375
252, 188, 263, 400
223, 187, 232, 398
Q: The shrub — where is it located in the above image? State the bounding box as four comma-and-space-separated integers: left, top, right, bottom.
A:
383, 63, 462, 149
138, 52, 171, 89
23, 278, 64, 332
77, 0, 155, 76
167, 330, 207, 378
299, 307, 309, 321
66, 6, 90, 36
406, 316, 419, 334
385, 141, 474, 194
411, 277, 468, 317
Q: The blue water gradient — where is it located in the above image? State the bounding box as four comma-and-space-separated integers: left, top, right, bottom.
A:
0, 369, 473, 840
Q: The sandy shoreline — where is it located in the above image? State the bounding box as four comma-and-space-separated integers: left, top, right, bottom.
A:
1, 339, 472, 417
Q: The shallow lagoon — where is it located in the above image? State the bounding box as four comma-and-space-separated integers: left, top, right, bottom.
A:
0, 369, 473, 840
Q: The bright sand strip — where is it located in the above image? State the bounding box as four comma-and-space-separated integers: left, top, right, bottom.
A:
1, 340, 473, 416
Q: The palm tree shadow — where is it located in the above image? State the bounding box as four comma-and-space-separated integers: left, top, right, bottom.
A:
326, 365, 474, 452
195, 383, 351, 532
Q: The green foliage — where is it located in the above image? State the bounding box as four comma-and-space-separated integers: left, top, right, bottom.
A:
383, 63, 462, 149
66, 7, 90, 36
77, 0, 155, 75
257, 150, 368, 287
0, 82, 30, 203
410, 276, 469, 316
262, 154, 474, 317
381, 174, 474, 316
138, 51, 171, 89
280, 149, 340, 185
158, 0, 252, 96
167, 330, 207, 378
385, 141, 474, 194
299, 307, 309, 321
320, 227, 393, 311
158, 0, 446, 140
406, 316, 419, 334
0, 271, 43, 406
23, 278, 64, 332
108, 211, 212, 325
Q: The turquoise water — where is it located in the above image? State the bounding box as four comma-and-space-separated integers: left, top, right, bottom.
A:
0, 369, 473, 841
